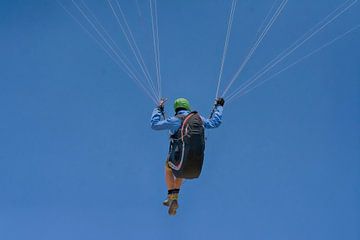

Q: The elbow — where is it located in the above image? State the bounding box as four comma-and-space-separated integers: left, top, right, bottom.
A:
151, 122, 161, 130
214, 120, 222, 128
212, 116, 223, 128
207, 120, 222, 129
150, 123, 158, 130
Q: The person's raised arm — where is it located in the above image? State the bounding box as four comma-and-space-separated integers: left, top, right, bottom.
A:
202, 98, 225, 129
150, 98, 181, 131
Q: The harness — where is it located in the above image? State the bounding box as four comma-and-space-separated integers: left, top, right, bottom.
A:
167, 111, 205, 179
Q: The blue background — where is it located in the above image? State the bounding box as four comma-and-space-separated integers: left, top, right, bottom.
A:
0, 0, 359, 239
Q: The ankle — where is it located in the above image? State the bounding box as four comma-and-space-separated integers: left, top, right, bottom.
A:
168, 189, 180, 200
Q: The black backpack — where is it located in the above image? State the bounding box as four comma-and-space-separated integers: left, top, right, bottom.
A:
168, 111, 205, 179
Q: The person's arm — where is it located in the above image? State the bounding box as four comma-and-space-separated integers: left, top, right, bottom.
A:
150, 108, 181, 131
201, 106, 223, 129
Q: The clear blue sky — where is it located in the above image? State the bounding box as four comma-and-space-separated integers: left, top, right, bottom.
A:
1, 1, 359, 239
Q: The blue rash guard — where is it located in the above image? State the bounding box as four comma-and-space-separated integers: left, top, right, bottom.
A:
150, 106, 223, 135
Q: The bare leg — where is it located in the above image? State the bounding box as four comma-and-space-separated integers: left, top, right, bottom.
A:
165, 164, 183, 190
164, 163, 182, 215
165, 164, 175, 190
173, 177, 183, 189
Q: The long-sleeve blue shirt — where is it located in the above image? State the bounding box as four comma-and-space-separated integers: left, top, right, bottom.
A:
150, 106, 223, 135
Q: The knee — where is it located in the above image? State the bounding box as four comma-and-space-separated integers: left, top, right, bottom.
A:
165, 162, 172, 172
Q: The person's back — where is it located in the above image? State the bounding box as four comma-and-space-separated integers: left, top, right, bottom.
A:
150, 97, 225, 216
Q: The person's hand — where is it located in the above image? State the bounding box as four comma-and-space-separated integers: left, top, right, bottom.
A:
215, 97, 225, 107
158, 98, 167, 112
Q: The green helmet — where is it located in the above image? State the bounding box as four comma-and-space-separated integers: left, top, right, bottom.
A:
174, 98, 191, 111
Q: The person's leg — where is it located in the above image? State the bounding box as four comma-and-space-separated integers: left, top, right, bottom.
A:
164, 163, 183, 195
165, 164, 182, 216
163, 163, 183, 215
173, 177, 183, 190
165, 163, 175, 190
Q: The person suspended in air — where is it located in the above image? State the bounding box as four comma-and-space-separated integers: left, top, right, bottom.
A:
150, 97, 225, 216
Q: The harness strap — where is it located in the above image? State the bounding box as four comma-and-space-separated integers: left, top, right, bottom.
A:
180, 113, 196, 141
170, 111, 198, 140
